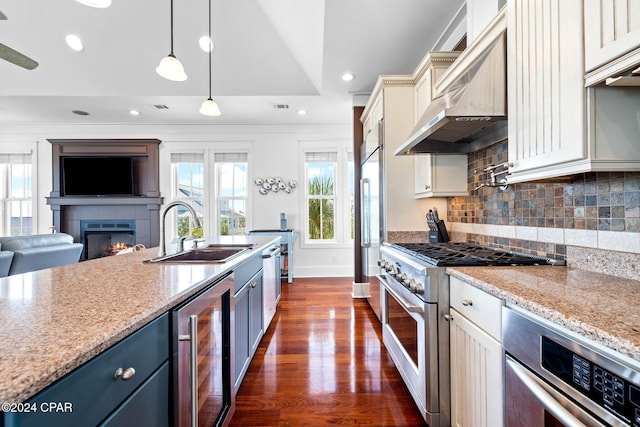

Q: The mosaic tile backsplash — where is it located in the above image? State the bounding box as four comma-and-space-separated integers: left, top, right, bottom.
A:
447, 140, 640, 259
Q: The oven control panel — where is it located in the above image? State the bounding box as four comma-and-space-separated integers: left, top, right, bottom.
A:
378, 257, 424, 295
542, 336, 640, 426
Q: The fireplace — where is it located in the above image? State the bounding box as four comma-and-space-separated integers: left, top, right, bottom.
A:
81, 220, 136, 260
46, 139, 163, 251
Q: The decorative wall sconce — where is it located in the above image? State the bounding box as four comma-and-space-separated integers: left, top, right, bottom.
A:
255, 177, 297, 195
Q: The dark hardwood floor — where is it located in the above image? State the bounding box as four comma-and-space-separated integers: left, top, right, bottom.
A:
230, 277, 426, 427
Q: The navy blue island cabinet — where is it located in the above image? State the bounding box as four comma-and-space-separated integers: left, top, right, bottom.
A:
3, 313, 170, 427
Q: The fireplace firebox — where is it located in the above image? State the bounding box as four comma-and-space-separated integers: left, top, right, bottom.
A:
81, 220, 136, 260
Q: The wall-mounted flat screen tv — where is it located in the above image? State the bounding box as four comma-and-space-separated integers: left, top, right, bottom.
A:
62, 156, 135, 196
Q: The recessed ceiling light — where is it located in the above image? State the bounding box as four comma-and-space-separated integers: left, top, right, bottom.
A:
72, 110, 90, 116
65, 34, 85, 52
297, 109, 307, 116
199, 36, 215, 53
129, 110, 141, 116
75, 0, 112, 8
342, 73, 355, 82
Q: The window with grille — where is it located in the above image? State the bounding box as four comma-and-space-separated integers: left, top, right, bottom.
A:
214, 153, 247, 236
0, 153, 32, 236
170, 153, 205, 238
305, 151, 337, 242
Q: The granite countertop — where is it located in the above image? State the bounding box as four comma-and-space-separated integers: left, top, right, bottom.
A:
447, 266, 640, 363
0, 235, 279, 404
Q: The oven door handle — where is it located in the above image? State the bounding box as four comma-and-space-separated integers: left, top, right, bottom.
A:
377, 275, 424, 314
506, 358, 588, 427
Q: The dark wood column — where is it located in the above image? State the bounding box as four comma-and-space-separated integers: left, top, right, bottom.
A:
353, 106, 364, 283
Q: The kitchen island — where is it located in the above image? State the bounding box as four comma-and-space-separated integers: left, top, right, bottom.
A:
447, 266, 640, 362
0, 234, 279, 408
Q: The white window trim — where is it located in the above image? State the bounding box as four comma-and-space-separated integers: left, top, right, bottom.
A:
0, 146, 37, 236
299, 143, 352, 249
212, 151, 249, 236
161, 145, 252, 239
167, 150, 209, 240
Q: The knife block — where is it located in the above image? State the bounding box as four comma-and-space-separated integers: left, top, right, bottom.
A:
429, 220, 449, 243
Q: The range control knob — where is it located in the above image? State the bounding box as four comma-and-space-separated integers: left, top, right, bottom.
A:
398, 273, 409, 287
377, 259, 386, 267
411, 281, 424, 294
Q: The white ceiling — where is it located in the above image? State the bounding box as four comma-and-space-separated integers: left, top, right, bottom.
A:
0, 0, 464, 126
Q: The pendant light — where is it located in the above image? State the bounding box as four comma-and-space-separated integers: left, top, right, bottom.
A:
199, 0, 221, 116
156, 0, 187, 81
75, 0, 111, 8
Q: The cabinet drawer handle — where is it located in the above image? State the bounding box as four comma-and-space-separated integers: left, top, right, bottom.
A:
113, 367, 136, 381
424, 185, 431, 190
444, 314, 453, 322
461, 299, 473, 306
250, 281, 257, 288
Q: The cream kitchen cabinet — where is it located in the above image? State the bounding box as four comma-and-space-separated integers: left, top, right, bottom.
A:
506, 0, 640, 183
361, 75, 422, 231
362, 93, 383, 140
412, 51, 460, 124
411, 51, 468, 198
448, 276, 504, 427
584, 0, 640, 86
414, 154, 468, 198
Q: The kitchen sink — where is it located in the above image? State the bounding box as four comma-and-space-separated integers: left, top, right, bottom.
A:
144, 243, 255, 264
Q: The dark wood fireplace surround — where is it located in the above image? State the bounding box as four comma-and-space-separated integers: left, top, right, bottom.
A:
46, 139, 163, 250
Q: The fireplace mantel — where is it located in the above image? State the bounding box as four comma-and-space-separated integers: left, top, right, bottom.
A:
47, 196, 163, 207
46, 139, 163, 249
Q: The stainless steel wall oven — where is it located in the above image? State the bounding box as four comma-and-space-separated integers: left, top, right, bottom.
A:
503, 308, 640, 427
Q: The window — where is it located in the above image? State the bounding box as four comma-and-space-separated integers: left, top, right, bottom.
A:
305, 152, 337, 242
0, 153, 32, 236
347, 152, 355, 240
170, 153, 204, 238
215, 153, 247, 236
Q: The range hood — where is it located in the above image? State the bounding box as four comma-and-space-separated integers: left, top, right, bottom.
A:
395, 33, 507, 155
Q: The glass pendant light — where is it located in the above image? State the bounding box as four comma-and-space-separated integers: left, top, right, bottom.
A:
199, 0, 221, 116
156, 0, 187, 81
75, 0, 111, 8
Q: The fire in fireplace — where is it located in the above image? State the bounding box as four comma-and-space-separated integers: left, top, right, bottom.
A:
81, 220, 136, 260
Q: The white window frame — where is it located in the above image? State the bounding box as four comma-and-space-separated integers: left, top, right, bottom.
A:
213, 152, 248, 236
300, 144, 352, 248
169, 152, 206, 239
0, 150, 36, 236
162, 145, 252, 240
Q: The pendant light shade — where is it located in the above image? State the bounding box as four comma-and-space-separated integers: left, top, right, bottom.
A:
200, 0, 221, 116
75, 0, 111, 8
156, 0, 187, 81
199, 98, 221, 116
156, 54, 187, 81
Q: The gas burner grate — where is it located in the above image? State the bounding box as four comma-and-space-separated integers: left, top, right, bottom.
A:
390, 242, 562, 267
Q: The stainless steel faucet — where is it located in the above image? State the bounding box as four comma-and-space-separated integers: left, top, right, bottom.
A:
158, 201, 202, 257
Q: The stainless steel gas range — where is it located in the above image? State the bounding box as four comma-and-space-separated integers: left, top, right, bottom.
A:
377, 242, 563, 427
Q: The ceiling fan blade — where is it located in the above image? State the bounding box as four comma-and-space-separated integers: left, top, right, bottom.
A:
0, 10, 6, 20
0, 43, 39, 70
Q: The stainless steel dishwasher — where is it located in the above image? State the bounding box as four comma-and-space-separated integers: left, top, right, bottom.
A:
262, 243, 280, 330
503, 308, 640, 427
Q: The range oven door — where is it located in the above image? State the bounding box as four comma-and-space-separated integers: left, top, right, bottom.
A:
505, 355, 607, 427
378, 274, 439, 425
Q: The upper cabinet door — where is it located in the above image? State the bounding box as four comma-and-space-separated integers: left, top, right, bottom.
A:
506, 0, 587, 180
584, 0, 640, 84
